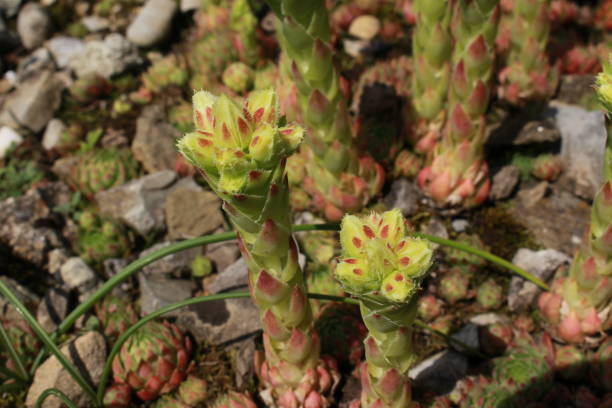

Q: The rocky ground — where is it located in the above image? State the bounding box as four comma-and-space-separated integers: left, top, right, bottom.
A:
0, 0, 611, 407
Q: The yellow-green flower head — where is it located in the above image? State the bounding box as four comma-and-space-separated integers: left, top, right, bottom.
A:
335, 209, 434, 303
177, 89, 303, 193
597, 55, 612, 114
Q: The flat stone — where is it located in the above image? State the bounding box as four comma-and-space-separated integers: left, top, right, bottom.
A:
451, 323, 479, 352
59, 257, 99, 293
0, 0, 21, 17
68, 33, 141, 79
0, 69, 64, 133
490, 165, 520, 201
384, 178, 420, 216
0, 182, 71, 267
176, 258, 261, 345
165, 188, 224, 240
46, 36, 85, 68
131, 105, 180, 173
17, 3, 51, 49
508, 248, 571, 311
509, 185, 590, 255
82, 16, 109, 32
95, 171, 201, 236
205, 241, 240, 274
513, 120, 560, 146
550, 102, 607, 199
16, 47, 54, 82
36, 287, 71, 333
126, 0, 177, 47
42, 118, 66, 150
422, 217, 448, 250
26, 331, 107, 408
451, 219, 469, 233
138, 274, 197, 318
139, 241, 201, 277
409, 350, 468, 395
0, 276, 39, 319
0, 126, 23, 158
517, 181, 549, 208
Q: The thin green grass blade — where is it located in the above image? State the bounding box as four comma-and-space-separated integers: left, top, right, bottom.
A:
0, 316, 29, 381
0, 280, 97, 404
35, 388, 79, 408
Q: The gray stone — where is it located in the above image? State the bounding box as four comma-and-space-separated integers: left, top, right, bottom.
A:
550, 102, 607, 199
490, 165, 520, 200
47, 36, 85, 68
0, 126, 23, 158
81, 16, 109, 32
16, 47, 54, 81
234, 338, 256, 388
180, 0, 201, 12
17, 3, 51, 49
0, 69, 64, 133
59, 257, 99, 293
126, 0, 177, 47
138, 274, 197, 317
205, 241, 240, 274
508, 248, 570, 311
0, 0, 21, 17
131, 105, 180, 173
68, 33, 142, 78
343, 38, 368, 58
0, 182, 71, 266
176, 258, 261, 344
509, 186, 590, 255
451, 219, 469, 233
451, 323, 479, 352
384, 178, 420, 216
42, 118, 66, 150
409, 350, 468, 394
95, 171, 201, 236
517, 181, 549, 208
26, 331, 107, 408
165, 188, 224, 240
139, 241, 200, 277
422, 217, 448, 250
513, 120, 560, 146
0, 276, 39, 319
36, 287, 71, 333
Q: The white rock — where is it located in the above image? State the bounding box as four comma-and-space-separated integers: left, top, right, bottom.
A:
17, 3, 51, 49
180, 0, 201, 12
126, 0, 177, 47
68, 33, 142, 78
47, 36, 85, 68
0, 126, 23, 157
81, 15, 109, 32
348, 15, 380, 40
42, 118, 66, 150
59, 257, 99, 293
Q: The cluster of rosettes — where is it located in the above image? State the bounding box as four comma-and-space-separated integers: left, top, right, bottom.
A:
177, 89, 303, 193
335, 209, 433, 303
597, 56, 612, 112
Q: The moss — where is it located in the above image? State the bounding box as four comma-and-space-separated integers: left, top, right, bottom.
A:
511, 152, 535, 181
66, 22, 88, 38
470, 204, 539, 261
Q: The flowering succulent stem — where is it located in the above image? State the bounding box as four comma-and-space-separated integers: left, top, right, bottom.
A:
270, 0, 384, 221
418, 0, 500, 209
335, 210, 434, 407
539, 57, 612, 343
178, 90, 338, 407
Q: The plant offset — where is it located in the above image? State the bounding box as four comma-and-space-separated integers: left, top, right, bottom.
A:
1, 1, 612, 408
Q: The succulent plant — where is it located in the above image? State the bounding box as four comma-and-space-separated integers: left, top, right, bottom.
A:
438, 268, 470, 304
286, 151, 311, 211
590, 336, 612, 391
561, 45, 602, 75
177, 375, 208, 406
178, 90, 339, 407
314, 303, 367, 367
554, 344, 587, 381
212, 391, 258, 408
153, 395, 189, 408
222, 62, 254, 93
254, 61, 279, 90
417, 294, 443, 322
497, 0, 558, 105
273, 0, 385, 221
538, 58, 612, 344
95, 295, 138, 340
169, 101, 194, 134
393, 149, 423, 179
444, 233, 489, 267
0, 316, 41, 379
335, 209, 434, 408
111, 320, 193, 401
142, 54, 189, 94
75, 210, 131, 264
70, 74, 112, 103
596, 0, 612, 31
430, 314, 454, 335
479, 323, 513, 356
188, 33, 239, 91
411, 0, 452, 152
194, 3, 231, 38
476, 278, 503, 309
59, 148, 139, 199
103, 383, 132, 408
531, 154, 563, 181
230, 0, 259, 65
418, 0, 500, 209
